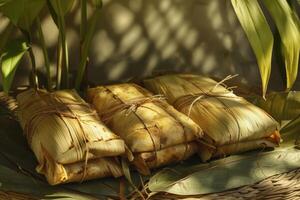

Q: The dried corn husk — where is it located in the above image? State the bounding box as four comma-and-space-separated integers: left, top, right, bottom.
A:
87, 83, 204, 174
143, 74, 281, 160
16, 89, 125, 185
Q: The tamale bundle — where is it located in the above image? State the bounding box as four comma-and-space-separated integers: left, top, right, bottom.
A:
87, 83, 204, 174
16, 89, 125, 185
143, 74, 281, 161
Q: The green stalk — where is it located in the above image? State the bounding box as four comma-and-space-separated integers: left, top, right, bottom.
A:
21, 30, 39, 89
36, 17, 52, 90
75, 9, 101, 90
28, 45, 38, 90
79, 0, 88, 89
55, 0, 69, 89
80, 0, 87, 43
64, 38, 69, 88
56, 34, 63, 90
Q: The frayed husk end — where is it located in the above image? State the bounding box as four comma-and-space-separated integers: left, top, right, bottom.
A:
37, 144, 123, 185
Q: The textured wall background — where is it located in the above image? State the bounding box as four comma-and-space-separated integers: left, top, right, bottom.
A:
0, 0, 299, 91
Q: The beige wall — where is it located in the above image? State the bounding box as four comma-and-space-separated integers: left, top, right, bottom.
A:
1, 0, 299, 91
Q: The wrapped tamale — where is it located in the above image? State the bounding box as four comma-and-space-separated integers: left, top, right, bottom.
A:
143, 74, 281, 161
16, 89, 125, 185
87, 83, 205, 174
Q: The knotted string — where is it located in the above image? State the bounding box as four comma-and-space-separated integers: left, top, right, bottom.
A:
174, 75, 240, 117
100, 86, 195, 169
173, 74, 242, 155
100, 87, 169, 169
101, 94, 166, 123
211, 74, 239, 92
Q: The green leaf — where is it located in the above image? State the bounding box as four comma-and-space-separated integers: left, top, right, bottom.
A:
263, 0, 300, 90
280, 114, 300, 145
0, 0, 24, 25
0, 22, 13, 52
0, 165, 99, 200
0, 0, 12, 6
231, 0, 274, 98
149, 147, 300, 195
0, 0, 45, 31
0, 39, 29, 93
249, 91, 300, 122
49, 0, 75, 16
92, 0, 102, 9
18, 0, 46, 31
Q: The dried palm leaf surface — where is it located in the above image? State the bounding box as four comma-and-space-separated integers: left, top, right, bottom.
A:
87, 83, 205, 175
143, 74, 281, 161
16, 89, 125, 185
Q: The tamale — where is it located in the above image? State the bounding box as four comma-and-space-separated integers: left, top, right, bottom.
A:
143, 74, 281, 161
16, 89, 125, 185
87, 83, 204, 174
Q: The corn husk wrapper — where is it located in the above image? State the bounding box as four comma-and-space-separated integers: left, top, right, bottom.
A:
143, 74, 281, 161
87, 83, 204, 174
16, 89, 125, 185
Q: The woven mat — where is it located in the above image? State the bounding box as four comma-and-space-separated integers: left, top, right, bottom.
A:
151, 168, 300, 200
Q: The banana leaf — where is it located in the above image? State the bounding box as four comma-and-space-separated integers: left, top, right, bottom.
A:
0, 164, 97, 200
280, 114, 300, 146
263, 0, 300, 90
231, 0, 273, 97
148, 146, 300, 196
0, 0, 45, 31
249, 91, 300, 122
1, 39, 29, 94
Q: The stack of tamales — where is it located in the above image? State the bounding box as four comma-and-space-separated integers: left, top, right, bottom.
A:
87, 83, 205, 174
143, 74, 281, 161
17, 89, 126, 185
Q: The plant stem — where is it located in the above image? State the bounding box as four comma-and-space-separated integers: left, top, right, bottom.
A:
56, 34, 63, 90
56, 0, 69, 89
28, 46, 39, 90
75, 9, 101, 90
21, 30, 39, 90
80, 0, 88, 90
80, 0, 87, 43
64, 37, 69, 88
36, 17, 52, 91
